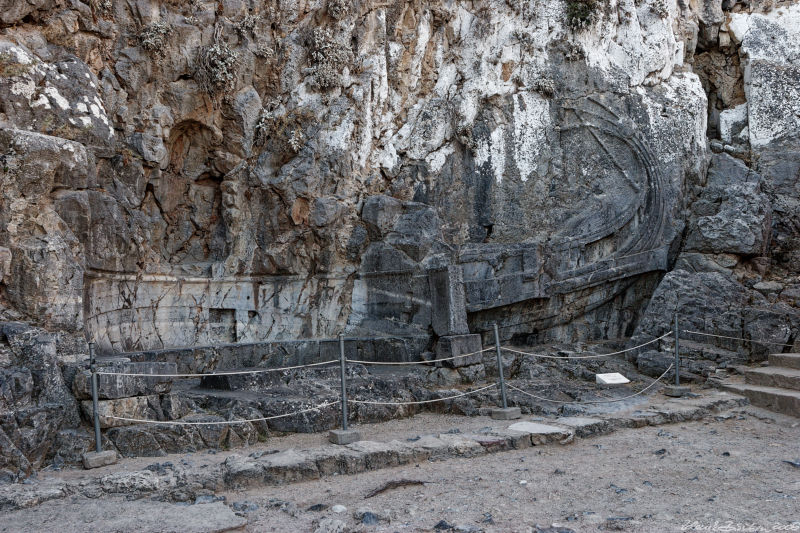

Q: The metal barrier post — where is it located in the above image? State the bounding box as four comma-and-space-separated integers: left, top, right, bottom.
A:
89, 342, 102, 452
663, 313, 689, 397
493, 323, 508, 409
338, 333, 348, 431
674, 313, 680, 386
329, 333, 361, 444
490, 323, 520, 419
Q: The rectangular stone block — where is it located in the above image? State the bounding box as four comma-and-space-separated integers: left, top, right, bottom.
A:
428, 266, 469, 336
596, 372, 630, 386
82, 450, 117, 469
329, 429, 361, 445
435, 334, 483, 367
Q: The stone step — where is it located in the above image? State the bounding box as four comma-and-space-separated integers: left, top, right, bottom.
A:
769, 353, 800, 370
73, 362, 177, 400
720, 382, 800, 417
744, 366, 800, 391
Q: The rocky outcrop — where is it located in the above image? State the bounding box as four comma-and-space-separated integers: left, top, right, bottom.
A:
0, 0, 710, 352
632, 2, 800, 375
0, 0, 798, 476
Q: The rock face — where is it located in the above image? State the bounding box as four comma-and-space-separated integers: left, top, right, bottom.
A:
631, 3, 800, 375
0, 0, 798, 476
0, 0, 709, 353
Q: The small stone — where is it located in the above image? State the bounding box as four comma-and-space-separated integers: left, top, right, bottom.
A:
81, 450, 117, 469
360, 511, 379, 525
434, 520, 454, 530
313, 518, 347, 533
232, 501, 259, 513
331, 504, 347, 514
308, 503, 329, 512
194, 495, 223, 504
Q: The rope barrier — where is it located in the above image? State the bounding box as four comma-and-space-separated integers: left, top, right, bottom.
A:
348, 384, 497, 406
499, 331, 672, 360
347, 347, 494, 366
103, 401, 338, 426
96, 359, 339, 378
506, 364, 673, 405
682, 330, 796, 348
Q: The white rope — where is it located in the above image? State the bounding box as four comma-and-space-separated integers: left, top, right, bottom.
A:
682, 330, 796, 348
104, 402, 338, 426
347, 347, 493, 366
349, 384, 497, 405
96, 359, 339, 378
500, 331, 672, 359
506, 364, 673, 404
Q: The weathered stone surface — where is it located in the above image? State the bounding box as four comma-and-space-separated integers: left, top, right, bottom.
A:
684, 154, 771, 256
630, 268, 799, 371
81, 396, 158, 429
52, 429, 99, 466
436, 335, 483, 368
1, 499, 248, 533
507, 422, 573, 445
200, 368, 283, 391
73, 362, 177, 400
490, 407, 522, 420
82, 450, 117, 469
554, 417, 610, 438
100, 470, 161, 493
428, 266, 469, 337
0, 0, 798, 479
329, 429, 361, 445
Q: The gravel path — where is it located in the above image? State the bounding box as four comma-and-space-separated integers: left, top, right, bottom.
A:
221, 407, 799, 532
2, 405, 798, 533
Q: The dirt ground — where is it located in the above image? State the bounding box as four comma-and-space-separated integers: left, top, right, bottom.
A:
222, 407, 800, 533
2, 405, 798, 533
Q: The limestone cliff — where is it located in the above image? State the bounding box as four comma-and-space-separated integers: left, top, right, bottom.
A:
0, 0, 798, 479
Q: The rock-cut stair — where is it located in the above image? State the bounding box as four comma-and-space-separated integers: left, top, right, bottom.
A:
721, 353, 800, 417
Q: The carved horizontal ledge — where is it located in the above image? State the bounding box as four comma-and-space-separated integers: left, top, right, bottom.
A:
84, 271, 353, 283
462, 247, 669, 312
548, 247, 669, 294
